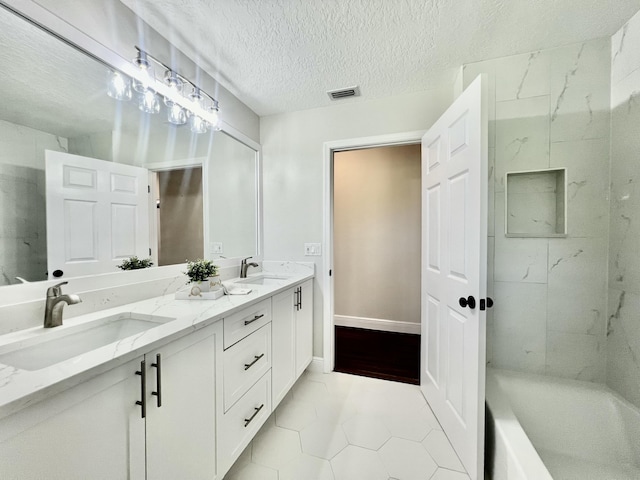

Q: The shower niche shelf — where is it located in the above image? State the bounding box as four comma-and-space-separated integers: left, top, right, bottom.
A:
505, 168, 567, 238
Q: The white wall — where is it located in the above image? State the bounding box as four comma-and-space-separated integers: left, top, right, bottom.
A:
464, 37, 612, 382
261, 86, 454, 356
607, 9, 640, 408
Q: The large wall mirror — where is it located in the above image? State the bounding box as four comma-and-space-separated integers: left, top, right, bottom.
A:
0, 3, 260, 287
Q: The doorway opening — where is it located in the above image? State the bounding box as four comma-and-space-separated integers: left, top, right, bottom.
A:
332, 144, 421, 384
153, 166, 204, 266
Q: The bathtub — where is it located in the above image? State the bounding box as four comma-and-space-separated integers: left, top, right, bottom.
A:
485, 369, 640, 480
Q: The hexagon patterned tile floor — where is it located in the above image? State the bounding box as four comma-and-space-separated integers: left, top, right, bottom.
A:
223, 371, 470, 480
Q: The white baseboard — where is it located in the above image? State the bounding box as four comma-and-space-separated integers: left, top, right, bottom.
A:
334, 314, 421, 334
306, 356, 324, 373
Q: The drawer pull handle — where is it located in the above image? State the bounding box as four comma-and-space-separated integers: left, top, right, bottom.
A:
244, 314, 264, 326
135, 360, 146, 419
244, 404, 265, 427
244, 353, 265, 370
151, 353, 162, 408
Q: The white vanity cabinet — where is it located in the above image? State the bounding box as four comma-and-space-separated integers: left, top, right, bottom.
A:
0, 322, 221, 480
0, 358, 144, 480
144, 323, 219, 480
0, 275, 314, 480
271, 279, 314, 407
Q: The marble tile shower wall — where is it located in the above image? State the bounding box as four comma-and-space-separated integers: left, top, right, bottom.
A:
0, 120, 68, 287
463, 37, 611, 382
607, 10, 640, 408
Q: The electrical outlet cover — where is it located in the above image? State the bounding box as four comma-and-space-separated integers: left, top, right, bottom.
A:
304, 243, 321, 256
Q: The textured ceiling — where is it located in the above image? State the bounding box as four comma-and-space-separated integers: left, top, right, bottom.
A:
120, 0, 640, 116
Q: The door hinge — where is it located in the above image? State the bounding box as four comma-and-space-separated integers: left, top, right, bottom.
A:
148, 185, 151, 193
149, 248, 152, 255
329, 269, 332, 276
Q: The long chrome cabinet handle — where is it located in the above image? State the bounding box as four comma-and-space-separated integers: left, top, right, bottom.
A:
135, 360, 146, 418
244, 353, 265, 371
244, 314, 264, 326
244, 404, 265, 427
151, 353, 162, 407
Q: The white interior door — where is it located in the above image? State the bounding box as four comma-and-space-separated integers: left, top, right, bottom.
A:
46, 151, 150, 279
420, 75, 488, 480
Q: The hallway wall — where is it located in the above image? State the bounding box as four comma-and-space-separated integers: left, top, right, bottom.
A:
464, 37, 612, 382
334, 145, 421, 332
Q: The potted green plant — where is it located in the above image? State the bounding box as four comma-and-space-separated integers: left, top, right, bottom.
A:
184, 259, 221, 292
116, 256, 153, 270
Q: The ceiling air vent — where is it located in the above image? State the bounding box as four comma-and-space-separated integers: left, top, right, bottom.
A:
327, 86, 360, 100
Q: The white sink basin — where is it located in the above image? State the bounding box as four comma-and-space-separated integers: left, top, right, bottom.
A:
237, 275, 292, 286
0, 313, 174, 371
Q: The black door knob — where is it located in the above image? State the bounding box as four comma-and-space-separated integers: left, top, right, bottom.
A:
459, 296, 476, 309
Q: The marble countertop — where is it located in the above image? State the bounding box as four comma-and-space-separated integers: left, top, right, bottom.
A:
0, 265, 313, 420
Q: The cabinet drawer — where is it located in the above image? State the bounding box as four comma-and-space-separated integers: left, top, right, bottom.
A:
223, 324, 271, 412
218, 371, 271, 475
223, 298, 271, 349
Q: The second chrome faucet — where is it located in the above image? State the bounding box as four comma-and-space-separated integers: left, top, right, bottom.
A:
240, 257, 259, 278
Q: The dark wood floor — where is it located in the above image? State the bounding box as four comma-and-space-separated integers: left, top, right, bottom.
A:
334, 326, 420, 385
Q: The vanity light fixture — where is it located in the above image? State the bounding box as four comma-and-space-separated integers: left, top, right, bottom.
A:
106, 47, 221, 132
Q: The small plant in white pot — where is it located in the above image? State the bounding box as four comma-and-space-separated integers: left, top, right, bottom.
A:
184, 259, 221, 293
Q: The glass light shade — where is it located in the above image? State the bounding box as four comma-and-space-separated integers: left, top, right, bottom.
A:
189, 114, 209, 134
189, 87, 205, 109
164, 70, 183, 94
167, 102, 187, 125
106, 71, 132, 101
138, 89, 160, 114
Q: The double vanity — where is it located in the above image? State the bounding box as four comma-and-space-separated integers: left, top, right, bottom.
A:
0, 266, 314, 480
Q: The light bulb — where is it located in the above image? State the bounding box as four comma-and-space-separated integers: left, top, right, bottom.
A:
107, 71, 132, 101
138, 89, 160, 114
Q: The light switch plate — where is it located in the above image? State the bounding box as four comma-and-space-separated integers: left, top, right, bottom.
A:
304, 243, 322, 256
211, 242, 223, 254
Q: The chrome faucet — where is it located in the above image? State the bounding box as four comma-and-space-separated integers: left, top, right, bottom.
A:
240, 257, 259, 278
44, 281, 82, 328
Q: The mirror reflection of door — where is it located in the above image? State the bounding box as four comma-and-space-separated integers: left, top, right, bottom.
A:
155, 167, 204, 266
45, 151, 150, 279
